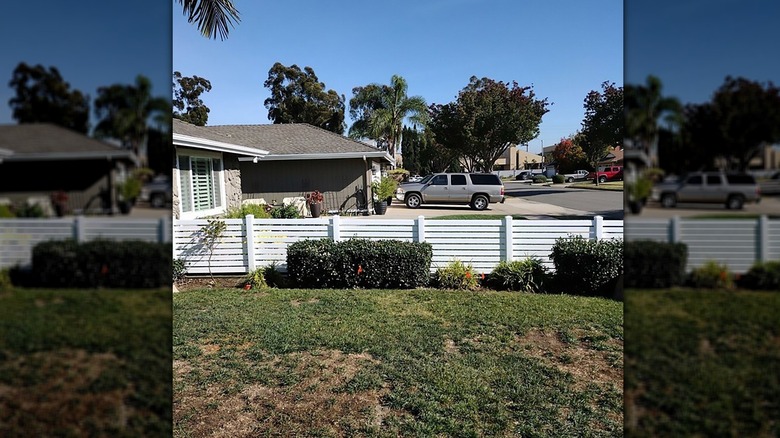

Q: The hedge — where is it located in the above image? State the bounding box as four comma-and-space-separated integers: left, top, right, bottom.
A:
624, 240, 688, 288
549, 236, 623, 297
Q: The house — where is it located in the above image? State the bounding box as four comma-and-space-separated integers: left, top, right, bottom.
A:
0, 123, 138, 216
599, 145, 624, 167
493, 144, 545, 171
172, 119, 394, 219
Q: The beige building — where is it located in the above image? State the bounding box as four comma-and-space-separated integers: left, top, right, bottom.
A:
493, 144, 545, 170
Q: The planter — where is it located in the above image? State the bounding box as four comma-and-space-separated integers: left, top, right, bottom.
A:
374, 200, 388, 215
309, 202, 323, 218
386, 196, 393, 206
118, 200, 133, 215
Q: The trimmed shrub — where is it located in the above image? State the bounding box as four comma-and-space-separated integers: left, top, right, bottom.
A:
552, 174, 565, 184
624, 240, 688, 288
0, 268, 12, 291
532, 175, 548, 183
434, 259, 479, 291
263, 262, 288, 288
487, 258, 548, 293
286, 238, 432, 289
224, 203, 272, 219
737, 261, 780, 291
271, 204, 302, 219
688, 260, 733, 289
31, 239, 171, 288
549, 236, 623, 297
173, 258, 186, 283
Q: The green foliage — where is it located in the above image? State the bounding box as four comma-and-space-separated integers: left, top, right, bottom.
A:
30, 239, 171, 288
626, 176, 653, 202
15, 202, 45, 218
737, 260, 780, 291
173, 71, 212, 126
532, 175, 548, 183
264, 62, 346, 134
200, 218, 227, 281
270, 203, 302, 219
435, 259, 480, 291
173, 258, 187, 283
244, 268, 268, 290
0, 204, 14, 218
688, 260, 733, 289
0, 268, 12, 291
117, 176, 142, 201
552, 174, 565, 184
263, 262, 288, 288
224, 203, 272, 218
286, 238, 432, 289
624, 240, 688, 288
580, 81, 623, 173
372, 176, 398, 200
488, 258, 548, 293
549, 236, 623, 297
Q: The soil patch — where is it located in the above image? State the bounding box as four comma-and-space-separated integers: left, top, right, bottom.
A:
175, 276, 247, 292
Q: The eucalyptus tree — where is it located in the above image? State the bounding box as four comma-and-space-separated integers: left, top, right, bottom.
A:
177, 0, 240, 40
173, 71, 212, 126
348, 75, 428, 162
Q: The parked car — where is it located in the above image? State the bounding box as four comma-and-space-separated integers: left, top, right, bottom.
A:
139, 175, 172, 208
586, 165, 623, 183
396, 173, 505, 210
561, 169, 590, 183
759, 171, 780, 195
650, 171, 761, 209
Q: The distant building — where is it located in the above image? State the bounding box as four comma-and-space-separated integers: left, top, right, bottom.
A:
493, 144, 545, 170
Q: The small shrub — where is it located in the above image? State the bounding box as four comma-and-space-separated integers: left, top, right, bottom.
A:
624, 240, 688, 288
688, 260, 733, 289
244, 268, 268, 289
488, 258, 548, 293
532, 175, 548, 183
435, 259, 479, 291
737, 261, 780, 291
271, 203, 302, 219
552, 174, 565, 184
0, 204, 14, 218
263, 262, 288, 288
173, 258, 187, 283
549, 236, 623, 297
16, 202, 45, 217
0, 268, 12, 290
224, 204, 271, 219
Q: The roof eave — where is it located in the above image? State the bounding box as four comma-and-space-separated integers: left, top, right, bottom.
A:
237, 151, 394, 163
173, 133, 269, 157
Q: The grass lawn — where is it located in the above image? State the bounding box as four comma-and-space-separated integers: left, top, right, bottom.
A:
174, 288, 623, 437
624, 288, 780, 437
0, 287, 172, 437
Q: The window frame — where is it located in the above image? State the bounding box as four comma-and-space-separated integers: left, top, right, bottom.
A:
175, 148, 227, 219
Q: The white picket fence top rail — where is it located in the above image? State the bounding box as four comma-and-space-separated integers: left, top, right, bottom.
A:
0, 217, 172, 269
173, 215, 623, 275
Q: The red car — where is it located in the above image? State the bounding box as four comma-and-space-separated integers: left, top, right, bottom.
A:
587, 166, 623, 183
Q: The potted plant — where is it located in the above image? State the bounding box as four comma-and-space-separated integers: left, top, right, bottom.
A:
371, 176, 398, 215
116, 176, 142, 214
50, 190, 69, 217
305, 190, 324, 218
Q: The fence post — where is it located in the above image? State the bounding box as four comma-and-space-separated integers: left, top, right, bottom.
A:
245, 214, 256, 272
74, 216, 85, 242
503, 215, 513, 261
758, 215, 769, 263
670, 216, 681, 243
593, 215, 604, 241
416, 215, 426, 242
171, 219, 179, 260
159, 217, 171, 243
331, 215, 341, 242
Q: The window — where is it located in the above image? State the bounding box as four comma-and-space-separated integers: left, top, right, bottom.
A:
431, 175, 448, 185
469, 174, 501, 185
686, 175, 703, 185
177, 153, 224, 216
726, 174, 756, 185
706, 174, 722, 185
451, 174, 467, 185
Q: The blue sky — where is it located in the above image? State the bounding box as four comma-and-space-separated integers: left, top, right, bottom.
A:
173, 0, 623, 154
625, 0, 780, 105
0, 0, 171, 132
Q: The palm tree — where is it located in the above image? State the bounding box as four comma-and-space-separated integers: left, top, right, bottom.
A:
349, 75, 428, 163
625, 75, 682, 167
177, 0, 240, 40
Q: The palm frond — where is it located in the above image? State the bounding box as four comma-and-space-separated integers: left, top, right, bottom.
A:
178, 0, 240, 41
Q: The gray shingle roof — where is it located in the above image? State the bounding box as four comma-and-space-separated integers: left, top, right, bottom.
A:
183, 121, 382, 155
0, 123, 129, 155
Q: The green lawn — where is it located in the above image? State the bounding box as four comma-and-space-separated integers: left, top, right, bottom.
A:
624, 288, 780, 437
174, 288, 623, 437
0, 288, 172, 437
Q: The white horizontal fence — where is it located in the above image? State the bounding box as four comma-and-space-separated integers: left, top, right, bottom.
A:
173, 215, 624, 275
625, 216, 780, 273
0, 217, 172, 269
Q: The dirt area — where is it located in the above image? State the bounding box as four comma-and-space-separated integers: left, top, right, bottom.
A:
174, 276, 248, 292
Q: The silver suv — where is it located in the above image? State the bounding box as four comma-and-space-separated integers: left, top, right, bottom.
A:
651, 171, 761, 209
395, 173, 505, 210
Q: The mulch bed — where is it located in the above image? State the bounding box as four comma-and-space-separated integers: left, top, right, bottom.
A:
174, 276, 248, 292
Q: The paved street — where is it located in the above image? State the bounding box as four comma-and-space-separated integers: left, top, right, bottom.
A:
628, 195, 780, 219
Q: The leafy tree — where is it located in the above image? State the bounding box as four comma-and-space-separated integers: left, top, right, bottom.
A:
94, 75, 170, 166
263, 62, 346, 134
173, 71, 212, 126
428, 76, 549, 172
399, 126, 423, 175
690, 77, 780, 170
348, 75, 428, 162
8, 62, 90, 133
177, 0, 240, 40
551, 137, 588, 173
625, 75, 681, 167
580, 81, 623, 184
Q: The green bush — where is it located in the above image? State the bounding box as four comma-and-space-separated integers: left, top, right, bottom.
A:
263, 262, 288, 288
15, 202, 45, 217
286, 238, 432, 289
0, 268, 12, 290
532, 175, 548, 183
737, 261, 780, 291
624, 240, 688, 288
435, 259, 479, 290
0, 204, 14, 218
31, 239, 171, 288
224, 203, 271, 219
487, 258, 548, 293
271, 203, 302, 219
549, 236, 623, 297
552, 174, 565, 184
173, 258, 187, 283
688, 260, 733, 289
244, 267, 268, 289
